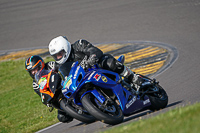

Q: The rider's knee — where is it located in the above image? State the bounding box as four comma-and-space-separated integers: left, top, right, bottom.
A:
99, 55, 116, 69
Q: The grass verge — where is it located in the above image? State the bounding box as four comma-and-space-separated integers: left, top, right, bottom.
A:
0, 58, 59, 133
103, 102, 200, 133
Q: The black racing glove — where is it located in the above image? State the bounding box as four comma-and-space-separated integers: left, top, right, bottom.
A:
80, 54, 98, 70
87, 54, 98, 67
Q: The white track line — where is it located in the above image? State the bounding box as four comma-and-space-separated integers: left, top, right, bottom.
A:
35, 122, 62, 133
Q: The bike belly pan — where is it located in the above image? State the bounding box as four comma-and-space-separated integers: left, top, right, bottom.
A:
123, 95, 151, 116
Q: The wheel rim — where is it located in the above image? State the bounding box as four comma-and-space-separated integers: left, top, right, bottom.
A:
94, 98, 120, 116
104, 105, 116, 113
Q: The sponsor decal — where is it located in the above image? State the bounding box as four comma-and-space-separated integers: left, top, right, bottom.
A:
65, 75, 72, 82
88, 71, 95, 80
94, 74, 101, 81
64, 75, 72, 89
71, 62, 76, 68
66, 79, 72, 89
101, 76, 107, 82
126, 96, 136, 109
51, 75, 54, 82
74, 66, 80, 79
143, 99, 150, 105
38, 77, 47, 90
62, 88, 67, 93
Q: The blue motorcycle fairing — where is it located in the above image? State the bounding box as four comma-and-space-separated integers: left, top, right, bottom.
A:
62, 62, 106, 104
62, 62, 82, 100
123, 95, 151, 116
62, 61, 152, 116
80, 78, 132, 109
80, 80, 151, 115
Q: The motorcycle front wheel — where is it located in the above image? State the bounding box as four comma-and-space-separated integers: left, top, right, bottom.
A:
60, 99, 96, 123
81, 93, 124, 125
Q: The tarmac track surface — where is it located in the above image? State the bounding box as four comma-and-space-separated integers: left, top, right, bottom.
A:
1, 0, 200, 132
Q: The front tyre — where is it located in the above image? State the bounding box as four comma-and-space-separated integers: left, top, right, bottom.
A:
81, 93, 124, 125
148, 84, 168, 111
60, 99, 96, 123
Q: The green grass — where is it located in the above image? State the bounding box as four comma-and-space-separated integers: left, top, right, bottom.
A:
0, 57, 59, 133
103, 102, 200, 133
1, 58, 200, 133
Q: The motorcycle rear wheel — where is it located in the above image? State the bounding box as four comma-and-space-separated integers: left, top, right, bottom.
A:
81, 93, 124, 125
60, 99, 96, 123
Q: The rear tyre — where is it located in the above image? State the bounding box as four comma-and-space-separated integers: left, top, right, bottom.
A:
148, 84, 168, 111
60, 99, 96, 123
81, 93, 124, 125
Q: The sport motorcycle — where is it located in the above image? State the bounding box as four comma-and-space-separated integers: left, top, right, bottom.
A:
61, 55, 168, 125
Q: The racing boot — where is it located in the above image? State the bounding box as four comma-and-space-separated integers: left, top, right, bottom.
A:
120, 66, 144, 88
57, 110, 73, 123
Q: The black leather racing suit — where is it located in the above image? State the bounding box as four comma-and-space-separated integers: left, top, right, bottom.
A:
58, 39, 125, 78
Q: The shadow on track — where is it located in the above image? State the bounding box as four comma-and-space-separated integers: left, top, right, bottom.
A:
62, 100, 183, 132
70, 121, 97, 128
123, 100, 183, 123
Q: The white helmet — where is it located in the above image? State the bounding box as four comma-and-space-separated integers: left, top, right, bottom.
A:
49, 36, 71, 64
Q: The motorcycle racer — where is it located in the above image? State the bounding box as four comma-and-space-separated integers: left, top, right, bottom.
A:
25, 55, 73, 123
48, 36, 144, 86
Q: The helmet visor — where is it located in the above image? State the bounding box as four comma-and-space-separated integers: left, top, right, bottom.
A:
27, 66, 40, 79
52, 50, 66, 62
